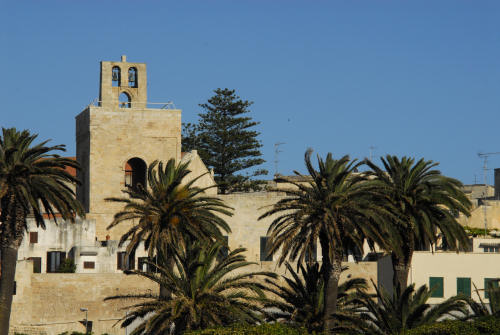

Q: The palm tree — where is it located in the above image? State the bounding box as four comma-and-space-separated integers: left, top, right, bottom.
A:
265, 261, 366, 333
463, 281, 500, 318
105, 241, 277, 335
0, 128, 84, 334
106, 159, 233, 296
346, 282, 468, 335
366, 156, 471, 293
259, 149, 384, 333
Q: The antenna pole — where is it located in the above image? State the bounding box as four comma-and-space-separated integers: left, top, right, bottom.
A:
483, 155, 488, 237
274, 142, 285, 177
477, 151, 500, 236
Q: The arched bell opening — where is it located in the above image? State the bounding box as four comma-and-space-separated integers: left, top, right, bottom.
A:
119, 92, 131, 108
112, 66, 121, 87
128, 67, 137, 88
125, 158, 147, 190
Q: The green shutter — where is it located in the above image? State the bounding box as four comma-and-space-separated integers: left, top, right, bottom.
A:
485, 278, 500, 299
429, 277, 444, 297
457, 277, 471, 297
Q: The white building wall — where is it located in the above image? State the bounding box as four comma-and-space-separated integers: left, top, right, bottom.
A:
410, 251, 500, 303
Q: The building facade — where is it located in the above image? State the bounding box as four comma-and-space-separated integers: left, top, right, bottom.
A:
9, 56, 379, 335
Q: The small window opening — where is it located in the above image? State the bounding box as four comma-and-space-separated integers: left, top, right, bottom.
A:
117, 251, 135, 270
119, 92, 131, 108
29, 232, 38, 244
83, 261, 95, 269
125, 158, 147, 190
112, 66, 121, 87
128, 67, 137, 87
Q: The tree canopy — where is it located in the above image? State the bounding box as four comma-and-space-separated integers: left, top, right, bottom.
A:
182, 88, 267, 194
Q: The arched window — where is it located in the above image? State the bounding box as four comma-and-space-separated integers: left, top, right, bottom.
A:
119, 92, 131, 108
125, 158, 147, 190
112, 66, 121, 87
128, 67, 137, 88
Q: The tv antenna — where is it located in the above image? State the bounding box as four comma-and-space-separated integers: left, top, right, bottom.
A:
477, 151, 500, 236
274, 142, 285, 177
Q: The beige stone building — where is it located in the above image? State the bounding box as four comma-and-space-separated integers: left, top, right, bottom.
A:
9, 57, 379, 335
14, 55, 500, 334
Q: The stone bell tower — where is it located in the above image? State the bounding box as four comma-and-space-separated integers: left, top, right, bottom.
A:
76, 56, 182, 240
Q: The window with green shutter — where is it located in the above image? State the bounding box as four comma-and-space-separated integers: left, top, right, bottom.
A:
429, 277, 444, 297
457, 277, 471, 297
484, 278, 500, 299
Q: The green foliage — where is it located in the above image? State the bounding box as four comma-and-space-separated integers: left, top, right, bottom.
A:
462, 281, 500, 318
259, 149, 385, 332
343, 282, 468, 335
366, 155, 472, 292
265, 262, 366, 334
184, 323, 315, 335
0, 127, 84, 333
463, 225, 491, 237
57, 258, 76, 273
105, 241, 277, 335
181, 88, 267, 194
106, 158, 232, 261
405, 317, 500, 335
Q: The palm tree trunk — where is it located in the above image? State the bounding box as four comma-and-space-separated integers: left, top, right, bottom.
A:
0, 195, 25, 335
159, 253, 175, 300
391, 252, 412, 295
323, 258, 342, 334
0, 245, 19, 335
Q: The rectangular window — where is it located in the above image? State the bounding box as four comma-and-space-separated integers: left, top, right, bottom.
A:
260, 236, 273, 261
429, 277, 444, 298
46, 251, 66, 273
457, 277, 471, 297
28, 257, 42, 273
485, 278, 500, 299
117, 252, 135, 270
29, 232, 38, 244
83, 261, 95, 269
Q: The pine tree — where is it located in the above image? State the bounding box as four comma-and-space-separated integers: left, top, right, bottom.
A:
182, 88, 267, 194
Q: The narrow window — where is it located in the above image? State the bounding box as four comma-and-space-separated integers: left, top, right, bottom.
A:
119, 92, 131, 108
138, 257, 148, 271
485, 278, 500, 299
28, 257, 42, 273
457, 277, 471, 297
429, 277, 444, 298
29, 232, 38, 244
117, 252, 125, 270
260, 236, 273, 261
83, 261, 95, 269
13, 281, 16, 295
124, 158, 147, 190
47, 251, 66, 273
112, 66, 121, 86
117, 251, 135, 270
128, 67, 137, 87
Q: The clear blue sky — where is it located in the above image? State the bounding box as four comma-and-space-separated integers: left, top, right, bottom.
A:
2, 1, 500, 184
